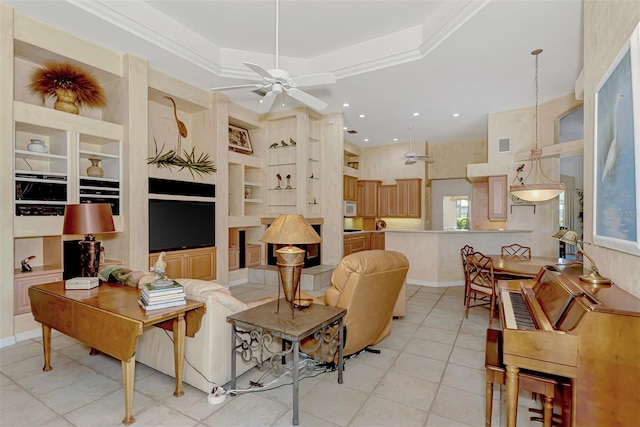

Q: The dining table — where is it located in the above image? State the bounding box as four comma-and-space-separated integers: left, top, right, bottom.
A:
489, 255, 578, 278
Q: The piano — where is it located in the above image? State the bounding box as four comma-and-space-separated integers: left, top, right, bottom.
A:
498, 264, 640, 427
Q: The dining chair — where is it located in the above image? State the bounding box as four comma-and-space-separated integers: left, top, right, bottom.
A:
460, 244, 474, 305
501, 243, 532, 259
464, 251, 498, 326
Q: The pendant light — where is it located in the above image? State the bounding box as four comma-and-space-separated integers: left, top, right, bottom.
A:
509, 49, 565, 202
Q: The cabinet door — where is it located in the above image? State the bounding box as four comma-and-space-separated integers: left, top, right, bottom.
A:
378, 185, 390, 217
356, 181, 364, 217
488, 175, 507, 220
360, 181, 380, 217
187, 248, 216, 280
14, 270, 63, 314
370, 232, 385, 250
388, 185, 398, 217
229, 248, 239, 271
149, 251, 186, 279
343, 176, 357, 201
246, 244, 261, 267
349, 234, 370, 253
397, 179, 421, 218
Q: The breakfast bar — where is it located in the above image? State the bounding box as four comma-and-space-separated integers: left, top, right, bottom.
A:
384, 229, 547, 286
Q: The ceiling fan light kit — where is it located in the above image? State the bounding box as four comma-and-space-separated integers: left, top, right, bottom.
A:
210, 0, 335, 113
509, 48, 565, 202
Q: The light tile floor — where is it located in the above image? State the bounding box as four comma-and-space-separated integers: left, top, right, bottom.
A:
1, 283, 549, 427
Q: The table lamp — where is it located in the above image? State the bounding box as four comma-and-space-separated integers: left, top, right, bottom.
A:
259, 214, 321, 316
552, 229, 612, 284
62, 203, 115, 277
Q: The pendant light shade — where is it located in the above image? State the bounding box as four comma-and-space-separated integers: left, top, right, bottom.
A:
509, 49, 565, 202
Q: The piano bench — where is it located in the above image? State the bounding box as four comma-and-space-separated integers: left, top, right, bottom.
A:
485, 328, 570, 427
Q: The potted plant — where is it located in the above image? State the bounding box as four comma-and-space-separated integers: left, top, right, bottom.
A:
28, 61, 106, 114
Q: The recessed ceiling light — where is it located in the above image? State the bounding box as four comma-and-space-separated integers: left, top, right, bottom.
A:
393, 138, 398, 142
452, 113, 460, 117
343, 126, 348, 130
259, 99, 263, 103
343, 103, 350, 107
412, 112, 420, 117
359, 114, 365, 118
364, 138, 369, 142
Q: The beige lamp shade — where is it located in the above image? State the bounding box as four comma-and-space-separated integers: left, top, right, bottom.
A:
259, 214, 321, 244
62, 203, 115, 235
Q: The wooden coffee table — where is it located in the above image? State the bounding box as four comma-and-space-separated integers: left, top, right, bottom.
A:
227, 299, 346, 426
29, 281, 205, 425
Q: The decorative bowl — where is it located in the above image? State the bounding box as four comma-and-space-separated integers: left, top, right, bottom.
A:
27, 139, 48, 153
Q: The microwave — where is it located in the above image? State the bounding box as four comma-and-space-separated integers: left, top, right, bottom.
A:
344, 201, 357, 217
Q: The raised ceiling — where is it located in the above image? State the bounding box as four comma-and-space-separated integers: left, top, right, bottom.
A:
5, 0, 583, 147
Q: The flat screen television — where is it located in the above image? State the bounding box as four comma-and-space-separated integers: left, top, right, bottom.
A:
149, 199, 215, 252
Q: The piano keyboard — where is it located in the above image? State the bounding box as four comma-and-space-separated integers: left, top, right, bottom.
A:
501, 290, 536, 329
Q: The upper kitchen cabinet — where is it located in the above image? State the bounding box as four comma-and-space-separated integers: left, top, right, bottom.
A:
357, 180, 381, 218
378, 178, 422, 219
344, 175, 358, 201
488, 175, 507, 220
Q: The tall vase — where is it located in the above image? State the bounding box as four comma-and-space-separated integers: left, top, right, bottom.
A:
54, 88, 79, 114
87, 158, 104, 178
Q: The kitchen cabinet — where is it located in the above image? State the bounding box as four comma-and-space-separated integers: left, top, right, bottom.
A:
343, 175, 358, 201
357, 180, 381, 218
370, 232, 385, 250
149, 246, 216, 280
488, 175, 507, 220
246, 243, 261, 267
397, 178, 422, 218
344, 233, 370, 256
378, 185, 397, 217
229, 247, 240, 271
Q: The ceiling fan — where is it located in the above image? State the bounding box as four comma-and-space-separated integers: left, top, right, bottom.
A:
210, 0, 336, 113
401, 127, 434, 165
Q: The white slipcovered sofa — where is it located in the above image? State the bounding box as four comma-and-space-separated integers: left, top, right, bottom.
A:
135, 278, 270, 393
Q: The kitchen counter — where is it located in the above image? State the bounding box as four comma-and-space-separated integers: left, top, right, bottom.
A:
384, 229, 549, 286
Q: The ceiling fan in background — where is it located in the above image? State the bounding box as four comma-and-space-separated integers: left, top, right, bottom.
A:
400, 127, 434, 165
210, 0, 336, 113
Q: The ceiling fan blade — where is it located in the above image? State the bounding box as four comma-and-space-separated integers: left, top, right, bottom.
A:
257, 92, 277, 114
210, 83, 264, 92
417, 156, 435, 163
405, 158, 417, 165
290, 72, 336, 87
286, 88, 328, 111
243, 62, 274, 80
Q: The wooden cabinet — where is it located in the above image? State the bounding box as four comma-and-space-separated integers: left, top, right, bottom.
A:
14, 267, 63, 315
149, 246, 216, 280
344, 233, 370, 256
378, 179, 421, 218
228, 247, 240, 271
488, 175, 507, 220
343, 175, 358, 201
378, 185, 398, 217
357, 180, 381, 217
397, 178, 422, 218
246, 244, 261, 267
370, 232, 385, 250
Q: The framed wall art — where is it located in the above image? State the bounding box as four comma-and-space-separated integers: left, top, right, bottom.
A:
228, 124, 253, 154
593, 22, 640, 255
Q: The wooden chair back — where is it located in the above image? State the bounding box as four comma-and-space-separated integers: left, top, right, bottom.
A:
460, 245, 474, 304
501, 243, 532, 259
465, 251, 497, 326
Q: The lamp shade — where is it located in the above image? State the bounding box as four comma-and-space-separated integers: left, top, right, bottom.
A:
62, 203, 115, 235
552, 229, 579, 245
510, 183, 566, 202
259, 214, 321, 244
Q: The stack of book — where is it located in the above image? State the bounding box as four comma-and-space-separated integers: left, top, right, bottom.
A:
138, 281, 186, 311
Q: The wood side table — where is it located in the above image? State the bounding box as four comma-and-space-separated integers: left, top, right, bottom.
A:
227, 299, 346, 426
29, 281, 205, 425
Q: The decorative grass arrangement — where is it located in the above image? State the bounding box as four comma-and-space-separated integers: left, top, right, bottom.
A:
28, 62, 106, 113
148, 138, 217, 178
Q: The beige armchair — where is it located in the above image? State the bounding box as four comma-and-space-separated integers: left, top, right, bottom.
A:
302, 250, 409, 360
